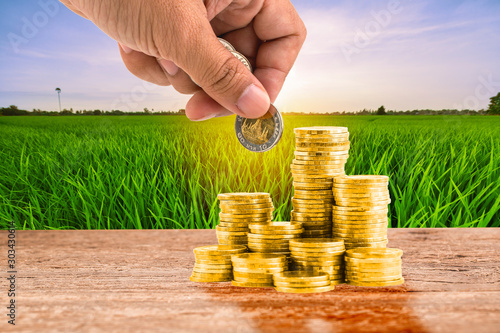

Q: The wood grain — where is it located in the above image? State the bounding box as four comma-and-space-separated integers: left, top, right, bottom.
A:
1, 228, 499, 333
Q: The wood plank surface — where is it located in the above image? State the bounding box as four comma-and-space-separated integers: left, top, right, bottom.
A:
1, 228, 499, 333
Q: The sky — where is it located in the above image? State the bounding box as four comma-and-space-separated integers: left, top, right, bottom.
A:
0, 0, 499, 113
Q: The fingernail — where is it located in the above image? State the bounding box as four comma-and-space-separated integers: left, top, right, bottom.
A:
236, 84, 270, 118
119, 43, 133, 54
158, 59, 179, 76
191, 113, 216, 121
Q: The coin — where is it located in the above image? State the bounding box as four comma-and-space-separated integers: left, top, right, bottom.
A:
275, 283, 335, 293
218, 222, 251, 228
218, 37, 235, 51
189, 275, 231, 283
273, 271, 330, 282
216, 226, 249, 232
233, 276, 274, 283
220, 198, 273, 205
289, 238, 344, 248
193, 245, 247, 256
231, 280, 274, 288
231, 253, 287, 263
346, 278, 404, 287
218, 193, 270, 201
334, 175, 389, 184
294, 127, 348, 135
346, 248, 403, 259
220, 203, 274, 210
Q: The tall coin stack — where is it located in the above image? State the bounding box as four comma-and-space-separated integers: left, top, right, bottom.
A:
331, 176, 390, 249
344, 248, 404, 286
190, 245, 248, 283
290, 127, 350, 238
231, 253, 288, 288
248, 222, 304, 262
217, 193, 273, 246
289, 238, 346, 285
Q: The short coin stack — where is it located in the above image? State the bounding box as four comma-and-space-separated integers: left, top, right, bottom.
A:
248, 222, 304, 259
273, 271, 335, 293
217, 193, 274, 246
290, 127, 350, 238
289, 238, 346, 284
190, 245, 248, 282
332, 176, 390, 249
231, 253, 288, 288
344, 248, 404, 286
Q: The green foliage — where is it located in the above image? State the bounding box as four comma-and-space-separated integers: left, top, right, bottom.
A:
0, 115, 499, 229
376, 105, 386, 115
487, 92, 500, 115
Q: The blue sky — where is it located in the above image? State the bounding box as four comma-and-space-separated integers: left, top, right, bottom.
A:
1, 0, 499, 112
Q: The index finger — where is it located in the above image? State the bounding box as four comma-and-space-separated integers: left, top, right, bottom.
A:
252, 0, 307, 102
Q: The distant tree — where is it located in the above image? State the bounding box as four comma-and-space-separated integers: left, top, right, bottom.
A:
143, 107, 150, 114
376, 105, 386, 115
93, 109, 102, 115
487, 92, 500, 115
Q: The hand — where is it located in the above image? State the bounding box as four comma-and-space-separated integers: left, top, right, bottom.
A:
60, 0, 307, 120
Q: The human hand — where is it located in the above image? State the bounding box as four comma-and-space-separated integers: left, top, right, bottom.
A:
60, 0, 306, 120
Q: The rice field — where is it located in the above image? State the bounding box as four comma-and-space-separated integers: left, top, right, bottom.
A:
1, 114, 499, 230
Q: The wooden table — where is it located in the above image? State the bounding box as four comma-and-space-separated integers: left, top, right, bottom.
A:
2, 229, 499, 333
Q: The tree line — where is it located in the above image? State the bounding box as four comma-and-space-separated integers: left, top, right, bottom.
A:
2, 92, 499, 116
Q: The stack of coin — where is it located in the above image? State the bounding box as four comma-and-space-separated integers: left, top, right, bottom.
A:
217, 193, 273, 246
332, 175, 390, 249
289, 238, 346, 284
344, 248, 404, 286
273, 271, 335, 293
190, 245, 248, 283
290, 127, 350, 238
247, 222, 303, 259
231, 253, 288, 288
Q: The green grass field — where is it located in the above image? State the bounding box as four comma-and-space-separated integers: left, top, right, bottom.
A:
1, 115, 499, 230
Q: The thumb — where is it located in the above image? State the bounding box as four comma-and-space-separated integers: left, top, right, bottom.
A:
176, 31, 270, 118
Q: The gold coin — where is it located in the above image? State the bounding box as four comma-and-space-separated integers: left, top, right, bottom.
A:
292, 158, 348, 165
247, 238, 289, 245
295, 142, 349, 149
332, 182, 388, 189
332, 212, 387, 219
289, 238, 344, 248
292, 162, 347, 169
216, 226, 249, 232
249, 229, 303, 235
231, 280, 274, 288
333, 226, 387, 233
231, 253, 286, 263
292, 203, 333, 209
221, 207, 274, 214
233, 271, 274, 279
292, 210, 332, 217
292, 197, 334, 204
334, 175, 389, 184
345, 256, 401, 265
233, 261, 287, 269
248, 246, 291, 252
218, 222, 251, 228
193, 245, 247, 256
293, 183, 333, 190
219, 198, 273, 205
249, 222, 302, 230
218, 193, 270, 201
293, 175, 333, 182
331, 205, 388, 213
346, 248, 403, 259
295, 144, 350, 152
190, 271, 233, 278
275, 283, 335, 293
332, 188, 390, 200
193, 263, 233, 269
195, 258, 232, 265
195, 253, 237, 261
334, 221, 387, 228
334, 200, 391, 207
248, 233, 299, 240
295, 132, 350, 139
294, 126, 348, 135
189, 275, 231, 283
233, 267, 285, 274
233, 276, 274, 283
291, 251, 344, 258
273, 270, 330, 282
216, 230, 248, 236
292, 216, 331, 222
295, 264, 343, 271
293, 258, 343, 266
220, 203, 274, 210
274, 279, 332, 288
219, 218, 270, 223
346, 278, 404, 287
219, 212, 272, 219
344, 241, 388, 248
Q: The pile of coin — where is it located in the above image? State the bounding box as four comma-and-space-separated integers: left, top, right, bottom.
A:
217, 193, 273, 246
273, 271, 335, 293
231, 253, 288, 288
248, 222, 303, 258
332, 176, 390, 249
289, 238, 346, 284
190, 245, 248, 282
344, 248, 404, 286
290, 127, 350, 238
